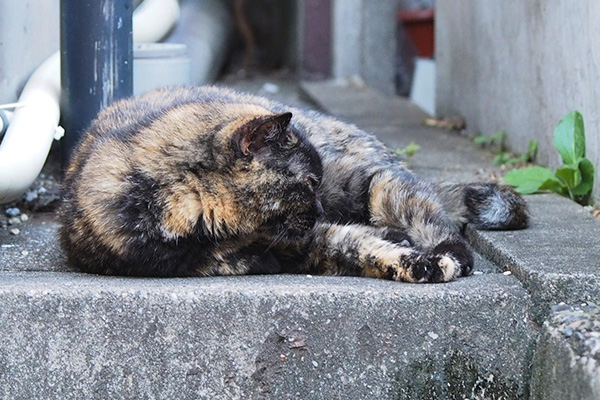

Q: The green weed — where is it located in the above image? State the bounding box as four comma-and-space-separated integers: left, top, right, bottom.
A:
473, 131, 537, 166
504, 111, 594, 204
395, 142, 421, 159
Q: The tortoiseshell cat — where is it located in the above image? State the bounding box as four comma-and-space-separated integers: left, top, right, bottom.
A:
60, 86, 528, 282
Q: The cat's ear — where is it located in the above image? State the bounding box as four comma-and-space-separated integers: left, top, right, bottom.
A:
239, 112, 293, 155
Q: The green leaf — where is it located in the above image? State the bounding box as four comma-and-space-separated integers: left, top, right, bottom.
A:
473, 136, 491, 145
554, 111, 585, 164
403, 142, 421, 157
572, 157, 595, 196
394, 142, 421, 158
491, 130, 507, 143
555, 163, 582, 189
539, 177, 569, 196
504, 166, 557, 194
492, 153, 509, 166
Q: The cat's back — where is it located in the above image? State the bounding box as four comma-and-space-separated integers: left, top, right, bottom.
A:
83, 86, 249, 142
64, 86, 271, 179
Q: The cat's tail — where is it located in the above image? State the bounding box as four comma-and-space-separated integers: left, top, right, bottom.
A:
438, 182, 529, 230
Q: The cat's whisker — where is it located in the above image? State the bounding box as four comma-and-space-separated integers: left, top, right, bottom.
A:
265, 229, 288, 253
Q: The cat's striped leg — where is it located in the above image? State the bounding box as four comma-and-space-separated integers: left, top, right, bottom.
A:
366, 169, 474, 278
304, 222, 464, 283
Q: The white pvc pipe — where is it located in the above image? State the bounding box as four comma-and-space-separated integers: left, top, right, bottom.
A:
0, 0, 180, 204
0, 110, 13, 137
0, 53, 61, 203
133, 0, 181, 43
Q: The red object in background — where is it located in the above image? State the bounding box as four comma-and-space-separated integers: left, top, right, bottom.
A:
397, 8, 435, 58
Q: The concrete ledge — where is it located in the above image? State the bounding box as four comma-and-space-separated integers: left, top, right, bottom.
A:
0, 272, 533, 399
466, 194, 600, 324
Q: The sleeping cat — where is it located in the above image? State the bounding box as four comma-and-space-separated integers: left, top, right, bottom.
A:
59, 86, 528, 282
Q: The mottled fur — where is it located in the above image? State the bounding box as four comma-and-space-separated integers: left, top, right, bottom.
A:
60, 86, 528, 282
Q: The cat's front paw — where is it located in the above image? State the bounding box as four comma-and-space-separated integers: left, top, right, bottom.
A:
431, 239, 474, 278
404, 254, 459, 283
397, 239, 473, 283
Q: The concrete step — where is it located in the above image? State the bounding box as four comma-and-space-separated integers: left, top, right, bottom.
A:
0, 269, 533, 399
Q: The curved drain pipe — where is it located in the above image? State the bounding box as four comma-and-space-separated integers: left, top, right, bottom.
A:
0, 0, 180, 204
133, 0, 181, 43
0, 110, 14, 140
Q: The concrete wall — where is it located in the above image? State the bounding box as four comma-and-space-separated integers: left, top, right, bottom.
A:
330, 0, 434, 95
332, 0, 397, 95
436, 1, 600, 203
0, 0, 60, 104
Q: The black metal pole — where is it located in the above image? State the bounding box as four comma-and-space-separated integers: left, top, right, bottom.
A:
60, 0, 133, 168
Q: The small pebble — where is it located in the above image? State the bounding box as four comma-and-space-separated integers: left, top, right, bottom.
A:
552, 303, 570, 312
24, 190, 38, 202
21, 250, 29, 256
261, 82, 280, 94
503, 271, 512, 276
567, 319, 591, 331
562, 327, 574, 338
20, 214, 29, 222
7, 217, 21, 225
473, 271, 483, 275
9, 228, 20, 235
306, 274, 313, 279
5, 207, 20, 217
312, 360, 318, 367
428, 332, 439, 340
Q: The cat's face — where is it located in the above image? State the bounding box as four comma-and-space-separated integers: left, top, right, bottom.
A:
228, 112, 324, 240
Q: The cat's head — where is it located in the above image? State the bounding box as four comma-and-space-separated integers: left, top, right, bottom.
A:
147, 106, 325, 242
224, 111, 324, 240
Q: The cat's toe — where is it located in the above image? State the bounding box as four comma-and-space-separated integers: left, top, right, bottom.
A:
433, 255, 461, 282
432, 239, 474, 278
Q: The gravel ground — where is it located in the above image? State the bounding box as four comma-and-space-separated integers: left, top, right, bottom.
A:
550, 302, 600, 367
1, 145, 61, 234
